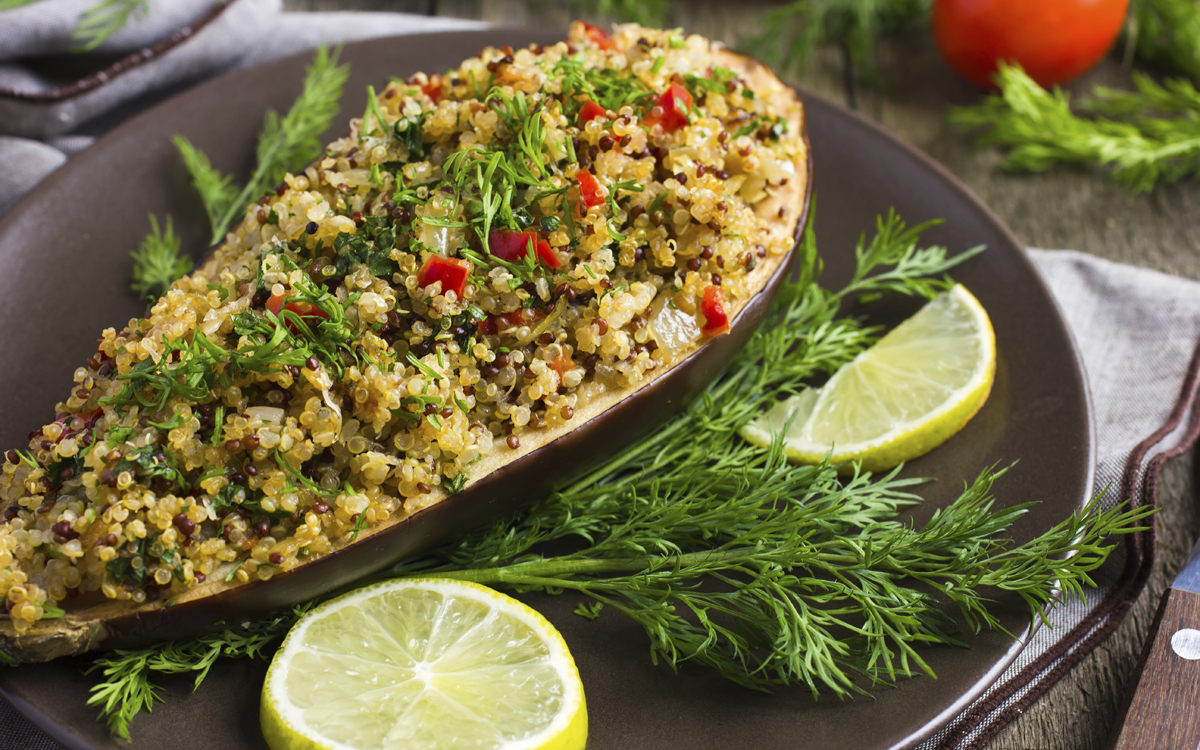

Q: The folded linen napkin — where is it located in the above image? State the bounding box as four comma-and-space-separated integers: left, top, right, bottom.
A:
0, 0, 484, 215
2, 5, 1198, 750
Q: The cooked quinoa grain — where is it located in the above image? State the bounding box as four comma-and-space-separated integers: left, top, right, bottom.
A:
0, 22, 806, 633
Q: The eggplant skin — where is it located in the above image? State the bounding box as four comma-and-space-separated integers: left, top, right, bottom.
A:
0, 43, 811, 662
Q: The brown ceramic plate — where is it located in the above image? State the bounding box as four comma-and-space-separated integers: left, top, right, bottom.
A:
0, 29, 1092, 750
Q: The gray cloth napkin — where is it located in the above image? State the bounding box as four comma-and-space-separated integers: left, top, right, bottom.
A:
3, 5, 1200, 750
0, 0, 485, 215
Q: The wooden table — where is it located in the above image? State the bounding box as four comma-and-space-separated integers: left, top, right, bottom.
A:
289, 2, 1200, 747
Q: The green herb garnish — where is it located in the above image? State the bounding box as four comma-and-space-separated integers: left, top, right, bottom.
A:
951, 62, 1200, 194
130, 216, 191, 303
176, 46, 349, 245
86, 606, 307, 741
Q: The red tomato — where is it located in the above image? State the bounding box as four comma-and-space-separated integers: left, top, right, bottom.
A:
574, 21, 617, 51
642, 83, 693, 133
416, 255, 473, 299
487, 230, 562, 269
700, 285, 729, 337
266, 293, 330, 331
575, 171, 605, 209
933, 0, 1129, 89
577, 99, 607, 126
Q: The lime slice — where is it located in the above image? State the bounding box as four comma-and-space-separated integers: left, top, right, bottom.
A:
740, 284, 995, 472
261, 578, 587, 750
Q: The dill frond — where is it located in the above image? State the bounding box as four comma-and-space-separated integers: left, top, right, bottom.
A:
71, 0, 148, 53
1129, 0, 1200, 83
85, 606, 304, 741
172, 136, 238, 239
183, 45, 349, 245
129, 215, 192, 302
950, 63, 1200, 194
84, 650, 161, 742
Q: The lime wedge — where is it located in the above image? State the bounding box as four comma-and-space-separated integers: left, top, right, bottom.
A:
740, 284, 995, 471
261, 578, 587, 750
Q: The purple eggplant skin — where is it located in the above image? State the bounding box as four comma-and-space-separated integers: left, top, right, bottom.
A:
0, 57, 811, 662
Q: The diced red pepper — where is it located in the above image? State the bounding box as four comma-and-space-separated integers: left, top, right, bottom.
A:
487, 230, 562, 269
534, 239, 562, 269
642, 83, 693, 134
266, 293, 331, 333
416, 255, 473, 299
488, 230, 538, 263
420, 75, 442, 103
700, 284, 730, 337
577, 99, 607, 126
477, 307, 546, 337
546, 348, 575, 388
575, 171, 605, 209
575, 21, 617, 51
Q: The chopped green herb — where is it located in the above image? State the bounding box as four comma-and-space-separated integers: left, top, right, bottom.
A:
347, 511, 368, 542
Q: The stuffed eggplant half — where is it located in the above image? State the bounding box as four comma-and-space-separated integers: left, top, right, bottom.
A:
0, 22, 810, 661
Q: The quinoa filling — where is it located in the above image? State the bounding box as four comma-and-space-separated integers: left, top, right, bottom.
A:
0, 22, 806, 632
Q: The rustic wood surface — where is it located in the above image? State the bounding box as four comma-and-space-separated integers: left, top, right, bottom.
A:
288, 2, 1200, 748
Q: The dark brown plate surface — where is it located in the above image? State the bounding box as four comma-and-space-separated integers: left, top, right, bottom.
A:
0, 29, 1092, 750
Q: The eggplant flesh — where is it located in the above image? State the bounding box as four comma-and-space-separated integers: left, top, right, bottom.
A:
0, 27, 810, 662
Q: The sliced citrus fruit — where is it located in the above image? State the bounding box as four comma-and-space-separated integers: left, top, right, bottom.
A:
740, 283, 995, 472
261, 578, 587, 750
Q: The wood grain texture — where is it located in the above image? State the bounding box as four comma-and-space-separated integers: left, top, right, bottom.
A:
1110, 587, 1200, 750
282, 3, 1200, 748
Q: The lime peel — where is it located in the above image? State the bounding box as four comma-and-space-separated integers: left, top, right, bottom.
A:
261, 577, 587, 750
740, 284, 995, 472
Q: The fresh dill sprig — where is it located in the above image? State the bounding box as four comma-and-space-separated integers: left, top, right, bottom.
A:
950, 62, 1200, 194
71, 0, 148, 53
739, 0, 930, 84
85, 209, 1146, 734
172, 136, 238, 241
1128, 0, 1200, 83
129, 215, 192, 302
85, 606, 305, 741
177, 45, 349, 245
